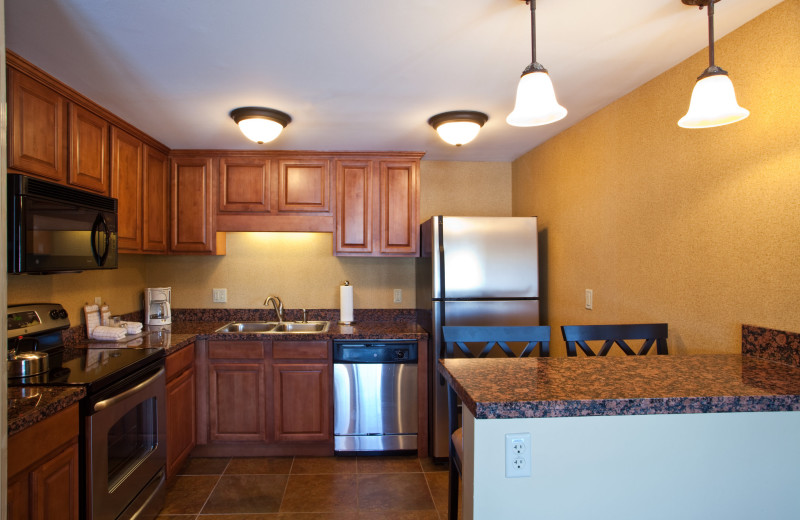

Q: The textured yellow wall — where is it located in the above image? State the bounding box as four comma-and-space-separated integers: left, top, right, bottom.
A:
7, 255, 147, 327
512, 0, 800, 355
6, 160, 511, 317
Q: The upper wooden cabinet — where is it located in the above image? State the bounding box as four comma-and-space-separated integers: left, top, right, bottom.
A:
216, 154, 334, 232
111, 127, 143, 251
171, 154, 224, 254
143, 146, 170, 253
8, 68, 67, 182
335, 154, 422, 256
69, 104, 109, 193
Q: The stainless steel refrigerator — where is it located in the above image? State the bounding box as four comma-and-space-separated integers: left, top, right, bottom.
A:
416, 216, 540, 458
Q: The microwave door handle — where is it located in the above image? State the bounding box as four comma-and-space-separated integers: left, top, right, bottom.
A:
90, 213, 110, 266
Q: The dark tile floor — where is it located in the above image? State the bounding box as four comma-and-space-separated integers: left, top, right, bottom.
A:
157, 454, 461, 519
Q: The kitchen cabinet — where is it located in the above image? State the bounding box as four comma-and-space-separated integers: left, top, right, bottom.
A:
206, 340, 269, 443
272, 340, 332, 443
142, 146, 170, 253
170, 154, 225, 254
111, 126, 144, 251
165, 343, 197, 479
8, 67, 110, 195
216, 154, 334, 232
7, 403, 80, 520
69, 104, 110, 194
7, 67, 67, 183
334, 153, 422, 256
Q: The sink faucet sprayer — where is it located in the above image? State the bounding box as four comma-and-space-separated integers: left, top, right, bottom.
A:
264, 296, 284, 322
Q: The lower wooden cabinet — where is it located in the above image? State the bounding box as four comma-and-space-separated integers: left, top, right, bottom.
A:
8, 404, 80, 520
165, 343, 197, 478
194, 339, 333, 456
272, 339, 331, 442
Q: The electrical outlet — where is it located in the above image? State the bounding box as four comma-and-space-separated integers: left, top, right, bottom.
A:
393, 289, 402, 303
585, 289, 593, 310
94, 296, 102, 306
505, 433, 531, 478
212, 288, 227, 303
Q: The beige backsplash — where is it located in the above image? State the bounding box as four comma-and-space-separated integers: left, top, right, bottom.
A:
7, 160, 513, 325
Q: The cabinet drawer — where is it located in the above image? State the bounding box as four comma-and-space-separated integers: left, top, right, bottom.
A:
166, 343, 195, 380
273, 340, 329, 360
208, 341, 266, 359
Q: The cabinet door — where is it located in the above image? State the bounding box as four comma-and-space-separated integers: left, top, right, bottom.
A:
273, 363, 331, 442
69, 104, 109, 194
111, 127, 143, 252
8, 475, 29, 520
8, 68, 67, 182
143, 146, 170, 253
30, 442, 80, 520
170, 156, 215, 252
166, 365, 196, 478
277, 158, 331, 214
335, 159, 374, 254
379, 160, 418, 255
218, 156, 271, 213
208, 362, 267, 442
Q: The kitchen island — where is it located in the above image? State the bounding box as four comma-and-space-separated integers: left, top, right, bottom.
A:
439, 351, 800, 520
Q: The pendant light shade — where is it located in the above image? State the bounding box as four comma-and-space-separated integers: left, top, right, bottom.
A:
230, 107, 292, 144
428, 111, 489, 146
678, 68, 749, 128
507, 64, 567, 127
506, 0, 567, 127
678, 0, 748, 129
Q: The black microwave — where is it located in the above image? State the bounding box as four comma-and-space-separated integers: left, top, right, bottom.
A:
8, 174, 118, 274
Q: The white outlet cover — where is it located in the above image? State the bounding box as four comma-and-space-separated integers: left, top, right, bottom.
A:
212, 288, 227, 303
505, 432, 532, 478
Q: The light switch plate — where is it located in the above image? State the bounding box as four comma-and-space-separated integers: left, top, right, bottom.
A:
212, 288, 227, 303
393, 289, 402, 303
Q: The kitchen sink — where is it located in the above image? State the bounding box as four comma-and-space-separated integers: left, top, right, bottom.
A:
214, 321, 329, 334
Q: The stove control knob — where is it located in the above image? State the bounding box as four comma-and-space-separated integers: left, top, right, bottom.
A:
59, 309, 68, 319
49, 309, 60, 320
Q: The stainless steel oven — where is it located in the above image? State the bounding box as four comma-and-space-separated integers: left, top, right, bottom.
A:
86, 363, 166, 520
8, 303, 166, 520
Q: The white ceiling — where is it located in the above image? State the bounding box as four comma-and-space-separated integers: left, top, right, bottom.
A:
4, 0, 782, 162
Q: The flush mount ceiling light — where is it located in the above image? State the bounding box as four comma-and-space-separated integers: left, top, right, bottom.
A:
230, 107, 292, 144
506, 0, 567, 127
678, 0, 749, 129
428, 111, 489, 146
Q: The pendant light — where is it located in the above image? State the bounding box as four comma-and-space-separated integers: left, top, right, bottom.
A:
428, 111, 489, 146
230, 107, 292, 144
506, 0, 567, 127
678, 0, 749, 129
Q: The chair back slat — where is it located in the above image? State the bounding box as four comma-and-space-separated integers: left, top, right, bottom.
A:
442, 325, 550, 359
561, 323, 668, 357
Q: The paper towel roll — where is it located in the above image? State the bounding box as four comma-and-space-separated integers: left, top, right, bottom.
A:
340, 283, 354, 324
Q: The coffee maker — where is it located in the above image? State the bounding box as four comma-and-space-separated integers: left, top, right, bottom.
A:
144, 287, 172, 326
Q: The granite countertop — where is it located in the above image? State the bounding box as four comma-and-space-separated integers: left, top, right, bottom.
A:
439, 354, 800, 419
7, 386, 86, 436
9, 317, 428, 433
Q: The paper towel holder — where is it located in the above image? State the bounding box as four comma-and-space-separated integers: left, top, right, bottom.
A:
339, 280, 354, 325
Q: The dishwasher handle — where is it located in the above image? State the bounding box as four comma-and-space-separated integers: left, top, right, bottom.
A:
333, 341, 418, 363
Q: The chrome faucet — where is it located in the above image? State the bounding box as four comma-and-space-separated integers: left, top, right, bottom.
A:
264, 296, 285, 323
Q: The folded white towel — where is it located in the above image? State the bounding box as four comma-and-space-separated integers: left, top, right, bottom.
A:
120, 321, 143, 335
84, 304, 100, 338
91, 326, 127, 341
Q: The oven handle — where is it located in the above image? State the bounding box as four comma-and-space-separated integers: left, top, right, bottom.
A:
94, 366, 165, 413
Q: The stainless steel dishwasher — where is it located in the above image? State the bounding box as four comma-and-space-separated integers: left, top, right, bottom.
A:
333, 340, 418, 453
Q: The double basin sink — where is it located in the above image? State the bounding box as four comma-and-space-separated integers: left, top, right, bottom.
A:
215, 321, 330, 334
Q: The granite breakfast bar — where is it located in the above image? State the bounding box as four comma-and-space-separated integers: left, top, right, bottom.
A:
439, 333, 800, 520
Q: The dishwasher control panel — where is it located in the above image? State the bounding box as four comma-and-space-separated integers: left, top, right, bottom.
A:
333, 341, 418, 363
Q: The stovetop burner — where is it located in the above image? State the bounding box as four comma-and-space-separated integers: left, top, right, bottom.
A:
7, 303, 165, 394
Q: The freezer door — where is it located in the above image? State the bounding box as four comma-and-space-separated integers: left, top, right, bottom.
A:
428, 299, 540, 458
434, 216, 539, 299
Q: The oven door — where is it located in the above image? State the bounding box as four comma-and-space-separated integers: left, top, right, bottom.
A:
85, 364, 166, 520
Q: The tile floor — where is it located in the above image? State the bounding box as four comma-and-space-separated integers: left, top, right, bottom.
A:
157, 454, 461, 519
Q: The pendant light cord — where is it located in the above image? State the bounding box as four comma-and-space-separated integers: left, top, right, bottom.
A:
530, 0, 537, 64
707, 0, 715, 67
